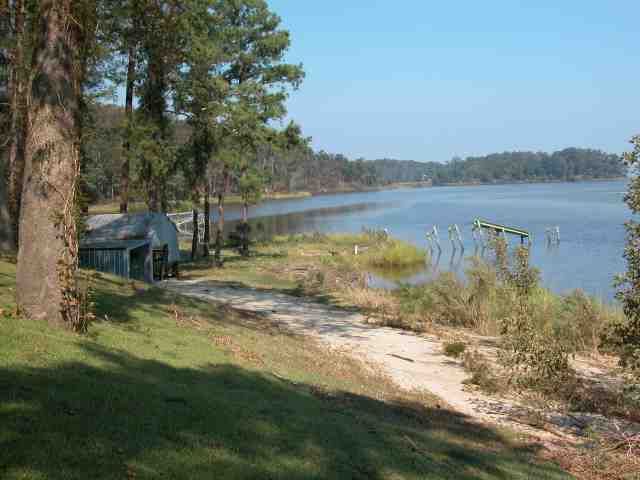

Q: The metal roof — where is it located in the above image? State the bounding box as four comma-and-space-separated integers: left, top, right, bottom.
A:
79, 239, 151, 251
82, 213, 180, 264
85, 214, 157, 241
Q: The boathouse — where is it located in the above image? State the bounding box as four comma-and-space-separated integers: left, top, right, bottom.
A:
79, 213, 180, 282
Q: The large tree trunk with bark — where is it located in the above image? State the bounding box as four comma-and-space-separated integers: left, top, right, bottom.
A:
17, 0, 82, 328
120, 47, 135, 213
7, 0, 26, 248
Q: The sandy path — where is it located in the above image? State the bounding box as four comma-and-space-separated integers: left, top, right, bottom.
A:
162, 278, 640, 456
164, 279, 499, 420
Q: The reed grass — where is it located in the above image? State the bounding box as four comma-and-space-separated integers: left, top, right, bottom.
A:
360, 239, 428, 269
392, 256, 624, 352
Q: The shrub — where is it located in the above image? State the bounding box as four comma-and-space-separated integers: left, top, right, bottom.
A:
488, 242, 573, 391
498, 306, 573, 392
555, 290, 621, 353
461, 349, 501, 394
395, 273, 478, 329
614, 134, 640, 376
443, 341, 466, 358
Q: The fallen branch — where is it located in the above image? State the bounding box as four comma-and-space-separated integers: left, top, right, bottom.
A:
389, 353, 415, 363
507, 415, 568, 438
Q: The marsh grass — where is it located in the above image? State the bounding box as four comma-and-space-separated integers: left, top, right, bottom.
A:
359, 239, 428, 269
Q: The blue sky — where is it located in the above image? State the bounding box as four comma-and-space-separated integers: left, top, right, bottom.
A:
267, 1, 639, 162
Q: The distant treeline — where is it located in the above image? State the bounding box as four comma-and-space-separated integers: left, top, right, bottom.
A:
371, 149, 626, 186
84, 104, 625, 203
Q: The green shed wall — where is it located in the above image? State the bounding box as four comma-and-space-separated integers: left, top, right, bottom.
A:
79, 248, 129, 278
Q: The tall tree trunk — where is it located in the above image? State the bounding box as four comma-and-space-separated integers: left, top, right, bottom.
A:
0, 163, 11, 251
203, 177, 210, 257
240, 202, 249, 257
140, 41, 168, 212
191, 204, 199, 261
160, 181, 168, 213
7, 0, 26, 248
75, 0, 99, 218
17, 0, 82, 328
120, 47, 135, 213
148, 186, 159, 212
214, 169, 229, 266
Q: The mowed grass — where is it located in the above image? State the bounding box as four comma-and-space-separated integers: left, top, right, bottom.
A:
0, 258, 571, 479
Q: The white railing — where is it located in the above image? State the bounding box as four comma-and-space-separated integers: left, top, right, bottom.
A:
167, 212, 207, 241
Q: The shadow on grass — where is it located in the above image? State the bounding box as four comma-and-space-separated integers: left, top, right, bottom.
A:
223, 250, 288, 263
0, 343, 569, 480
91, 278, 289, 340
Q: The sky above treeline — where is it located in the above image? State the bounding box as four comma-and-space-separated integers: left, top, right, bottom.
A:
268, 1, 639, 162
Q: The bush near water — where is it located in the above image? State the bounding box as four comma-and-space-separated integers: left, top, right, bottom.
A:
272, 233, 629, 410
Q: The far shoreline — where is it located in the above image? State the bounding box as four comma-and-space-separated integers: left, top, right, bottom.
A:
307, 176, 627, 198
88, 176, 627, 215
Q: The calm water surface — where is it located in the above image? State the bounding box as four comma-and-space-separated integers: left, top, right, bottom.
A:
224, 180, 629, 302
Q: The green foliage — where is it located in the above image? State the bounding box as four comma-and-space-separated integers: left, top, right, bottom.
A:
557, 290, 616, 352
360, 240, 427, 269
498, 305, 573, 392
238, 168, 265, 206
390, 239, 622, 393
403, 273, 479, 328
492, 243, 572, 391
80, 106, 628, 206
487, 235, 539, 297
614, 135, 640, 376
462, 349, 501, 394
443, 341, 466, 359
129, 119, 177, 210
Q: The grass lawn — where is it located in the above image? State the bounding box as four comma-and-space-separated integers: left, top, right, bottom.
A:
0, 257, 571, 479
179, 234, 426, 311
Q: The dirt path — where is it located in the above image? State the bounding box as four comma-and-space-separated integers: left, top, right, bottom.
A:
161, 277, 640, 480
164, 280, 520, 421
163, 279, 640, 449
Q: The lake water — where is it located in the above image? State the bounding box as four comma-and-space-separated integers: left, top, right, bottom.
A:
223, 180, 630, 302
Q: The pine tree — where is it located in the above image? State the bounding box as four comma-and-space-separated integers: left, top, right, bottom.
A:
615, 135, 640, 374
211, 0, 304, 263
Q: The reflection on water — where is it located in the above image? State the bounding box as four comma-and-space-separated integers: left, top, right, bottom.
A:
366, 263, 430, 289
367, 248, 475, 290
210, 180, 628, 302
225, 202, 391, 239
